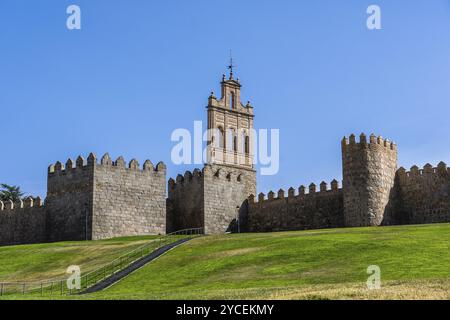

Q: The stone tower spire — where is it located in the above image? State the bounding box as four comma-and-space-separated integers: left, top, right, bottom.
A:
167, 66, 257, 235
206, 69, 254, 169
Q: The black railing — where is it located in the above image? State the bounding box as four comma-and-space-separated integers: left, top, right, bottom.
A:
0, 228, 204, 297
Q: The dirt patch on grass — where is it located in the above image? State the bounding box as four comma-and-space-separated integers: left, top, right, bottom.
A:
210, 247, 263, 258
80, 279, 450, 300
264, 279, 450, 300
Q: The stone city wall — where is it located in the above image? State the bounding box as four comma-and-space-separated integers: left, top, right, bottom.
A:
0, 197, 46, 246
246, 180, 344, 232
393, 162, 450, 225
92, 153, 167, 239
203, 164, 256, 234
167, 169, 204, 233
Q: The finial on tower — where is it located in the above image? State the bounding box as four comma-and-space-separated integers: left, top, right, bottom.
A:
227, 50, 236, 80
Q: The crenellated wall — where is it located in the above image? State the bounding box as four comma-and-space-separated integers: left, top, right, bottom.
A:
2, 132, 449, 245
0, 197, 46, 245
243, 132, 399, 233
391, 162, 450, 225
246, 180, 344, 232
203, 164, 256, 234
92, 153, 167, 239
1, 152, 167, 246
167, 169, 204, 233
342, 133, 398, 227
167, 164, 256, 234
2, 69, 450, 244
46, 154, 95, 242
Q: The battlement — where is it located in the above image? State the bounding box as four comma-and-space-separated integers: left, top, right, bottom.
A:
4, 72, 450, 242
48, 153, 166, 175
98, 153, 166, 173
170, 166, 245, 190
0, 196, 46, 246
168, 169, 203, 191
342, 132, 398, 227
246, 179, 344, 232
167, 168, 205, 233
391, 161, 450, 226
48, 153, 95, 174
397, 162, 449, 182
249, 179, 342, 204
0, 197, 43, 211
342, 133, 397, 152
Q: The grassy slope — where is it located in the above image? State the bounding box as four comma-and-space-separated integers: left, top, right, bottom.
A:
0, 236, 157, 282
88, 224, 450, 300
1, 224, 449, 299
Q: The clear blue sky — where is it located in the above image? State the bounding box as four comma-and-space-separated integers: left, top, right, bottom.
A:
1, 0, 450, 197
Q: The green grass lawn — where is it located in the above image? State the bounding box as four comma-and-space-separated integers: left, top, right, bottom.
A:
1, 224, 449, 300
0, 235, 157, 282
91, 223, 450, 300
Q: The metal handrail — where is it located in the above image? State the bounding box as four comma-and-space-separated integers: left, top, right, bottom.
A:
0, 228, 204, 297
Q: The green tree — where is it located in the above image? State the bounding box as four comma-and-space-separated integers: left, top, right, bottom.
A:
0, 184, 25, 202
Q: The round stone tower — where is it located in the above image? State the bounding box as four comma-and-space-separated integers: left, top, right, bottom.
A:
342, 133, 398, 227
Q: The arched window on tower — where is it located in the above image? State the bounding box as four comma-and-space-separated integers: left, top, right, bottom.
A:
226, 128, 235, 152
233, 135, 238, 152
245, 135, 250, 154
239, 131, 245, 154
229, 92, 235, 110
217, 126, 224, 149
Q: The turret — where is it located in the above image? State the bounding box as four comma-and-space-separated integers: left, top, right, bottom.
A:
342, 133, 398, 226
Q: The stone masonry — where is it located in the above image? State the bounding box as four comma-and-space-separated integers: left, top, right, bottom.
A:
1, 70, 449, 246
47, 153, 166, 241
0, 153, 167, 246
167, 72, 256, 234
92, 154, 166, 240
246, 181, 344, 232
45, 154, 96, 242
168, 164, 256, 234
203, 164, 256, 234
391, 162, 450, 225
0, 198, 46, 246
342, 133, 398, 227
244, 133, 449, 232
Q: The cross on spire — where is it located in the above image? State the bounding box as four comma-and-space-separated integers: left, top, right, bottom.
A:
227, 50, 236, 79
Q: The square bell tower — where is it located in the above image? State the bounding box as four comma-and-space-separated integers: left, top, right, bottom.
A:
167, 65, 257, 235
206, 71, 255, 169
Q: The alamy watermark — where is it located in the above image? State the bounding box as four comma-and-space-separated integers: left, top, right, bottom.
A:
66, 5, 81, 30
367, 5, 381, 30
170, 121, 280, 176
366, 265, 381, 290
66, 265, 81, 290
64, 5, 381, 31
